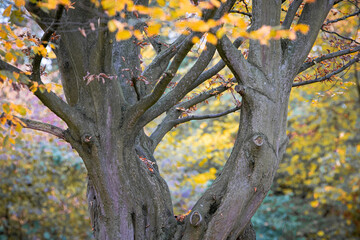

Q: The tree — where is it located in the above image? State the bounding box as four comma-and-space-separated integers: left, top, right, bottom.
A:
0, 0, 359, 239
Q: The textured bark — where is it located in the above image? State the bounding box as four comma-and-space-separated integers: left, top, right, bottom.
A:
22, 0, 336, 239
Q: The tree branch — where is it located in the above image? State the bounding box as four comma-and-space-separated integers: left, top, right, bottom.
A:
190, 37, 244, 89
293, 57, 359, 87
32, 5, 64, 83
284, 0, 335, 77
229, 10, 252, 18
325, 10, 360, 25
141, 34, 189, 92
127, 0, 238, 129
282, 0, 303, 29
298, 46, 360, 73
170, 106, 240, 125
149, 83, 233, 150
0, 60, 78, 128
217, 35, 250, 85
8, 115, 66, 140
321, 27, 360, 44
126, 32, 202, 126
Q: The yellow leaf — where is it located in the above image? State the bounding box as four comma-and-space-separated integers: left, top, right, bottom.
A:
30, 82, 38, 92
15, 0, 25, 7
192, 36, 200, 44
147, 23, 161, 36
210, 0, 221, 7
3, 5, 12, 17
310, 200, 319, 208
15, 123, 23, 132
108, 19, 118, 32
13, 72, 19, 80
5, 52, 14, 62
157, 0, 166, 7
317, 231, 325, 237
188, 20, 210, 32
115, 30, 132, 41
207, 33, 217, 45
133, 30, 143, 40
9, 137, 15, 145
293, 24, 309, 34
198, 158, 207, 167
2, 103, 10, 114
4, 42, 12, 50
48, 51, 56, 59
15, 39, 24, 48
0, 29, 7, 39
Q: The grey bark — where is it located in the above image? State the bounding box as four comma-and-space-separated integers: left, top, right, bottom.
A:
19, 0, 339, 239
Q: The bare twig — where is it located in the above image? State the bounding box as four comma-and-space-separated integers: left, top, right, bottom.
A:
325, 10, 360, 25
293, 57, 359, 87
321, 27, 360, 45
229, 10, 252, 18
170, 106, 241, 125
298, 46, 360, 73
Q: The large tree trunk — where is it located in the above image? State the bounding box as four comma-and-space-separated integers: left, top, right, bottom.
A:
82, 135, 177, 239
24, 0, 335, 239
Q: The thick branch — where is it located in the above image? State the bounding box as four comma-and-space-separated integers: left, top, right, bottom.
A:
149, 84, 232, 148
217, 35, 249, 85
284, 0, 335, 77
141, 34, 189, 92
0, 61, 78, 128
190, 37, 244, 89
11, 115, 66, 140
298, 46, 360, 73
293, 57, 359, 87
282, 0, 303, 29
126, 32, 202, 127
126, 0, 237, 130
171, 106, 240, 125
32, 5, 64, 82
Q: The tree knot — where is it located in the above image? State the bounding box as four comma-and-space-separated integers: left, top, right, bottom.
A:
189, 211, 202, 227
81, 134, 94, 144
252, 135, 264, 147
235, 84, 246, 96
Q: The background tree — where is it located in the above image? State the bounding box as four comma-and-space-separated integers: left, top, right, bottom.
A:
0, 0, 359, 239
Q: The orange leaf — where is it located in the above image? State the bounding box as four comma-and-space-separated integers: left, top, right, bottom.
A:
15, 0, 25, 7
115, 30, 132, 41
3, 5, 12, 17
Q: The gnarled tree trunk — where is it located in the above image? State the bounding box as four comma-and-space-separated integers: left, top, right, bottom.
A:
21, 0, 336, 239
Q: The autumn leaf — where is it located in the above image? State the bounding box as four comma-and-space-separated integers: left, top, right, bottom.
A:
116, 30, 132, 41
207, 33, 217, 45
3, 5, 12, 17
15, 0, 25, 7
